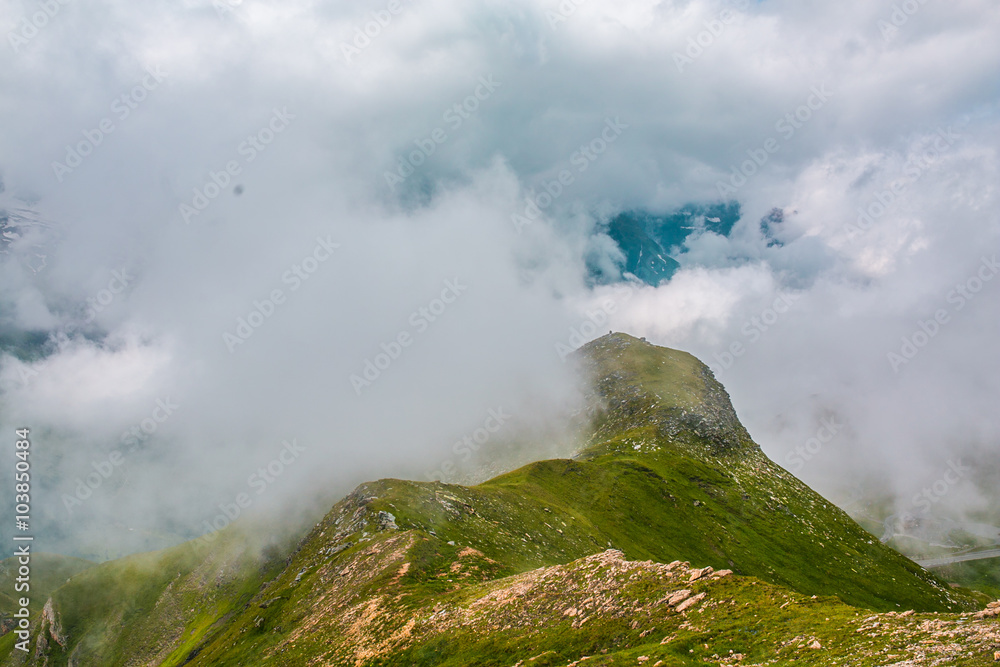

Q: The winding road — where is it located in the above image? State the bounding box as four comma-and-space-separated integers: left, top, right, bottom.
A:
916, 548, 1000, 568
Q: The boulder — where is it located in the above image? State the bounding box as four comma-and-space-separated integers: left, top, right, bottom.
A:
665, 589, 692, 607
974, 601, 1000, 620
675, 592, 706, 612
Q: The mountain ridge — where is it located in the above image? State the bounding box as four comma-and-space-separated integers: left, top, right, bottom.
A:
2, 333, 995, 666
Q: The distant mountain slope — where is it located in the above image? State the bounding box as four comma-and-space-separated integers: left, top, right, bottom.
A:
3, 333, 988, 666
593, 202, 744, 286
0, 553, 93, 634
604, 214, 680, 285
0, 525, 294, 665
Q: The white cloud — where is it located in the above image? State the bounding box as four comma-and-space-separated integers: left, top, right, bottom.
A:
1, 0, 998, 554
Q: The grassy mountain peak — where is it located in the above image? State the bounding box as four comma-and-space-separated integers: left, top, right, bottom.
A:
2, 333, 993, 666
578, 333, 755, 453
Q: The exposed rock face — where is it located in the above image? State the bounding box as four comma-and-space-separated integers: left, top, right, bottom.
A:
377, 511, 398, 531
686, 366, 757, 451
34, 598, 67, 657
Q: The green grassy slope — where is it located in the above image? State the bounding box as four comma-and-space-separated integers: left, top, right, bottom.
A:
9, 333, 987, 666
0, 553, 94, 640
357, 333, 966, 613
0, 523, 295, 666
175, 334, 983, 665
934, 559, 1000, 599
176, 529, 1000, 666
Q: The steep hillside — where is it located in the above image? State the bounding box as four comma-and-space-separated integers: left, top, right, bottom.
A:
163, 543, 1000, 666
0, 523, 294, 666
605, 216, 680, 285
4, 333, 992, 666
0, 554, 93, 635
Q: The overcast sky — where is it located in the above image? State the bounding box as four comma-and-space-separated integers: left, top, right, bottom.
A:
1, 0, 998, 556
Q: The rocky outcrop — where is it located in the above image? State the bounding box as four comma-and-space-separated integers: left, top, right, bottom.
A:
577, 334, 756, 453
34, 597, 67, 658
377, 511, 398, 531
975, 600, 1000, 620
